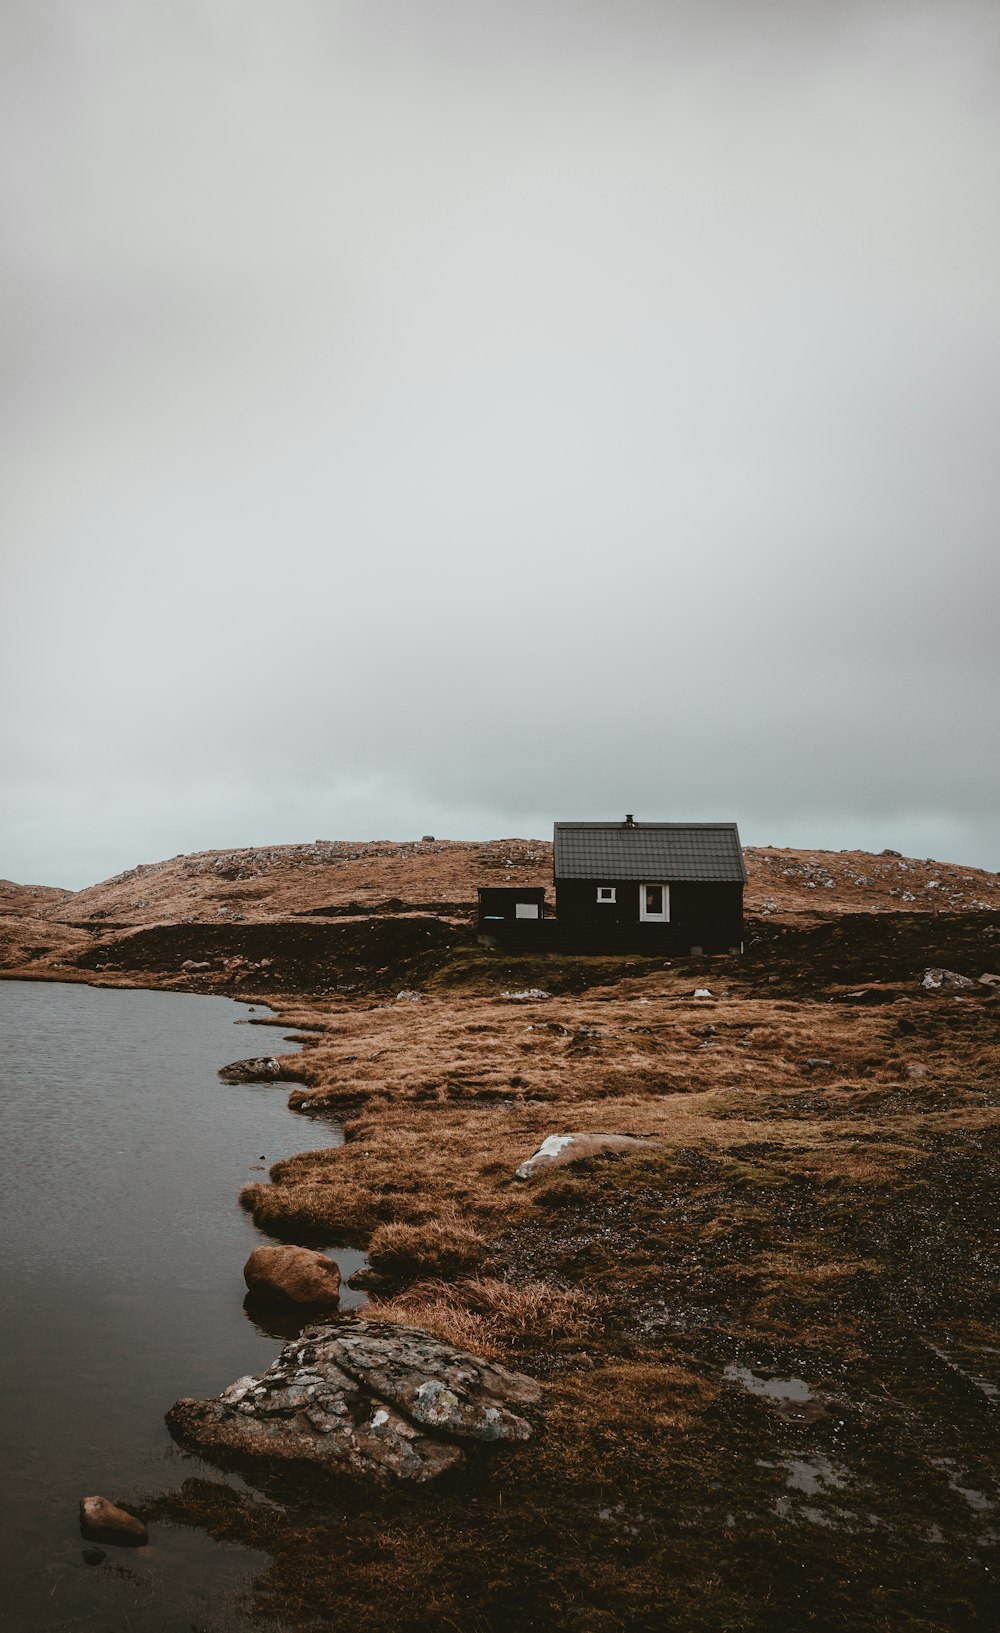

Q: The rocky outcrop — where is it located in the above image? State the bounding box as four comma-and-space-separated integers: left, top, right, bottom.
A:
244, 1245, 341, 1307
79, 1496, 148, 1546
515, 1132, 660, 1181
166, 1320, 542, 1485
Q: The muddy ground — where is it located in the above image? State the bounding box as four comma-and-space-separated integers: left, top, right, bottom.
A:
1, 847, 998, 1630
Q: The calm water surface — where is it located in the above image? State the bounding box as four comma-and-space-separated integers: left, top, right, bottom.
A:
0, 979, 361, 1632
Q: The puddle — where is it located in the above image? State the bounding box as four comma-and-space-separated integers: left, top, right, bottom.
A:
723, 1364, 827, 1420
724, 1364, 813, 1401
783, 1456, 850, 1496
931, 1459, 995, 1515
921, 1336, 1000, 1403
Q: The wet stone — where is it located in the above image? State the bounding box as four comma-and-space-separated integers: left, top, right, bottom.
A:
167, 1319, 543, 1485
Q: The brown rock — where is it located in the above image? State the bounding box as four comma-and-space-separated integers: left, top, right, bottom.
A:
244, 1245, 341, 1307
79, 1496, 148, 1546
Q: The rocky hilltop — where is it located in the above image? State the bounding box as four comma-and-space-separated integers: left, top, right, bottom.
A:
10, 838, 1000, 927
1, 839, 998, 994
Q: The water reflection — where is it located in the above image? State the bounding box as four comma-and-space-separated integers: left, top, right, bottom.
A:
0, 979, 346, 1632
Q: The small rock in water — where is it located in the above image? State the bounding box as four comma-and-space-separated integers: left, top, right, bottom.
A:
82, 1545, 107, 1566
79, 1496, 148, 1546
244, 1245, 341, 1308
218, 1055, 286, 1083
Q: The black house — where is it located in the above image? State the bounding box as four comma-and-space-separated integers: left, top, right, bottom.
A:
553, 816, 745, 953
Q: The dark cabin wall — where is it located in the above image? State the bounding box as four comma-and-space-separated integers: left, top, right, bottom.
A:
556, 879, 636, 925
555, 879, 743, 947
671, 882, 744, 948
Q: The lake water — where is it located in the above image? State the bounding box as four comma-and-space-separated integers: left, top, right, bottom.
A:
0, 979, 361, 1632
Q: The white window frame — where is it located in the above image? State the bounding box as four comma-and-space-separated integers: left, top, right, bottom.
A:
596, 886, 616, 904
639, 882, 670, 922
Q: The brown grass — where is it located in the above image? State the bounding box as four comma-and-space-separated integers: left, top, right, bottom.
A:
366, 1217, 489, 1280
365, 1276, 593, 1358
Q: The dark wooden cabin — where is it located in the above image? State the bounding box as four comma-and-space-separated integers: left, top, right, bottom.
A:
552, 816, 745, 953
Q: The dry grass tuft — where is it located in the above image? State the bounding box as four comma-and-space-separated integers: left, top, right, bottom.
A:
366, 1216, 489, 1280
366, 1275, 593, 1358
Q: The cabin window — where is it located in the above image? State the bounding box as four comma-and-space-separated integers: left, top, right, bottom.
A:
639, 883, 670, 921
596, 887, 616, 903
515, 903, 539, 919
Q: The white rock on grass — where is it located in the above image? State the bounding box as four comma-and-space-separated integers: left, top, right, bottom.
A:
515, 1132, 660, 1181
501, 988, 550, 1002
693, 988, 713, 998
920, 968, 977, 992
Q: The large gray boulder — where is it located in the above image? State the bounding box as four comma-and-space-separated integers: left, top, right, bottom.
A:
166, 1320, 542, 1485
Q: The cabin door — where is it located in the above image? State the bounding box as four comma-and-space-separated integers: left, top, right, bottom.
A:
639, 883, 670, 922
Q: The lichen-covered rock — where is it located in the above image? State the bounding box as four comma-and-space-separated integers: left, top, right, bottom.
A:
79, 1496, 147, 1546
328, 1322, 540, 1441
244, 1244, 341, 1307
515, 1132, 659, 1181
166, 1320, 542, 1484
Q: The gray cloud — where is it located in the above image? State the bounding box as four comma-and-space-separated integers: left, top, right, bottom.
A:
2, 1, 999, 886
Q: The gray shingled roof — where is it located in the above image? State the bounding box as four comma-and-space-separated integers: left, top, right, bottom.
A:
553, 822, 746, 883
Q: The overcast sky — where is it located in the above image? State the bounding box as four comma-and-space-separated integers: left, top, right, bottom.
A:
2, 1, 999, 889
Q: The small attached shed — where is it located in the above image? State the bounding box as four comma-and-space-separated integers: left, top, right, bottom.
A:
477, 886, 548, 928
553, 817, 746, 953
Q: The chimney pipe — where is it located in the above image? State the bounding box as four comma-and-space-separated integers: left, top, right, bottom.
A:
625, 813, 635, 827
